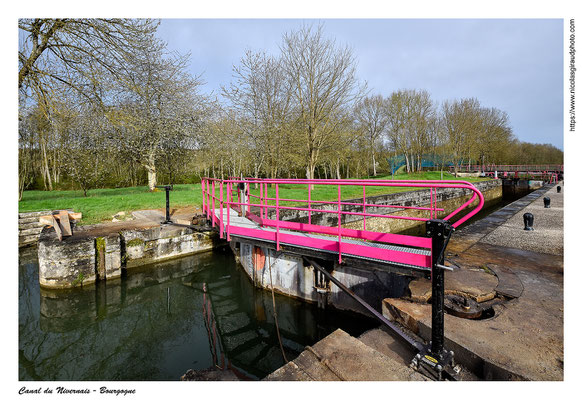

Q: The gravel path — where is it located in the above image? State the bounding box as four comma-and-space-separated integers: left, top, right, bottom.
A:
481, 183, 563, 255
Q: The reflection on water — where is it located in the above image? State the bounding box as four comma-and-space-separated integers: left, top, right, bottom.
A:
19, 246, 377, 381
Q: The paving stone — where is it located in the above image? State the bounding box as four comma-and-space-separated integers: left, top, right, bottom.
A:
408, 268, 498, 303
265, 329, 424, 381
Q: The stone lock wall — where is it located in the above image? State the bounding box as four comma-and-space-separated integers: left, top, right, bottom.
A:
38, 224, 216, 289
38, 231, 98, 289
19, 209, 73, 248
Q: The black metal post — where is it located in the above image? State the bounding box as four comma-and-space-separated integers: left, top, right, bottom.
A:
165, 187, 171, 223
426, 219, 453, 359
156, 185, 173, 224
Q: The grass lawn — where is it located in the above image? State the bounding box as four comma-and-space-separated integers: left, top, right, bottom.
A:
19, 171, 487, 225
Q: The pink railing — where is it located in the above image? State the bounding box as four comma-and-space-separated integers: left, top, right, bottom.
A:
201, 178, 484, 268
450, 164, 563, 173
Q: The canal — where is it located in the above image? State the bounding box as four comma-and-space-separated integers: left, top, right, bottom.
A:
19, 246, 378, 381
19, 182, 535, 381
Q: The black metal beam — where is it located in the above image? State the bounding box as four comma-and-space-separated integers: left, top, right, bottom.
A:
303, 256, 424, 352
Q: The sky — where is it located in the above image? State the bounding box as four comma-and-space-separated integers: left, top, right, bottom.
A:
157, 18, 564, 149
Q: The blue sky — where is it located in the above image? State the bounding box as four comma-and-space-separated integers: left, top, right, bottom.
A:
159, 19, 564, 148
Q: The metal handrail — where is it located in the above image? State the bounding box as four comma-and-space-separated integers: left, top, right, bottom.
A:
201, 178, 484, 265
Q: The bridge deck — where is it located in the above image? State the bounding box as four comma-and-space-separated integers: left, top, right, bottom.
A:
215, 208, 431, 273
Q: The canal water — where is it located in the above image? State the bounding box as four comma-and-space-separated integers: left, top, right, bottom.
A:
19, 246, 378, 381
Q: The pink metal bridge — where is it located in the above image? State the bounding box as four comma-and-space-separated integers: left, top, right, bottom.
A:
450, 164, 563, 173
201, 178, 485, 274
449, 165, 562, 183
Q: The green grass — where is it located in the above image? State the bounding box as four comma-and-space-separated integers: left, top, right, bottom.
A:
19, 172, 487, 225
19, 184, 203, 225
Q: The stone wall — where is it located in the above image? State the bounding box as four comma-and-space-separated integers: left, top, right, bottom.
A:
38, 230, 98, 289
38, 224, 216, 289
19, 210, 73, 248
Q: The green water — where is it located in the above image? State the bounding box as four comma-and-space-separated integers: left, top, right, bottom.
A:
19, 247, 378, 381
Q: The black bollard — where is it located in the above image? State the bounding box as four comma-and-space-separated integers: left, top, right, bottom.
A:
523, 213, 534, 231
557, 186, 561, 193
543, 197, 551, 208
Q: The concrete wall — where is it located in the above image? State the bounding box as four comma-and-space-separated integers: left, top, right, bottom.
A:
38, 224, 215, 289
232, 241, 411, 315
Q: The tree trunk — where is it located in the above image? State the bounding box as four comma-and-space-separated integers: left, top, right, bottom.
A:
306, 162, 316, 190
144, 153, 157, 191
372, 151, 377, 176
41, 140, 53, 191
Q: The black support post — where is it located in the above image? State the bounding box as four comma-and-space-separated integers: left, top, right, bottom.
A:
156, 185, 173, 224
426, 219, 452, 359
412, 219, 457, 380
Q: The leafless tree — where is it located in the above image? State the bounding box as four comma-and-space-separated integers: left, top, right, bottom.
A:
354, 95, 389, 176
107, 38, 209, 191
441, 98, 482, 175
280, 24, 366, 184
19, 19, 159, 94
473, 107, 513, 167
222, 50, 296, 180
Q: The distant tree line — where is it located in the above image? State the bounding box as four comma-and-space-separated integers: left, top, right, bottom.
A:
18, 20, 563, 199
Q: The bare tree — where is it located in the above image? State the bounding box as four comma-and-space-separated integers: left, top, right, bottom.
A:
441, 98, 482, 175
385, 89, 435, 174
19, 19, 160, 192
280, 24, 366, 183
354, 95, 389, 176
19, 19, 158, 93
385, 90, 412, 173
473, 107, 512, 168
222, 50, 295, 180
108, 38, 209, 191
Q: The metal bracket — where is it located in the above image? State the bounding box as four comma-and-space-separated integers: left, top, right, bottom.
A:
436, 264, 455, 271
411, 344, 459, 381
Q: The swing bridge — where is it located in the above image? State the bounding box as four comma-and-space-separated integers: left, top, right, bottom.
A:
193, 177, 485, 380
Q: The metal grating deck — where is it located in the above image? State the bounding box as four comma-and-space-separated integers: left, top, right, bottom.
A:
214, 208, 430, 270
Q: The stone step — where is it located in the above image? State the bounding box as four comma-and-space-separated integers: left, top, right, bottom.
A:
265, 329, 426, 381
18, 221, 44, 231
19, 210, 51, 218
19, 235, 39, 245
19, 226, 44, 236
357, 327, 418, 366
18, 216, 42, 224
